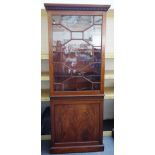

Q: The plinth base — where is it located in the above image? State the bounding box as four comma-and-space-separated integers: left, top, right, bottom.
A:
49, 144, 104, 154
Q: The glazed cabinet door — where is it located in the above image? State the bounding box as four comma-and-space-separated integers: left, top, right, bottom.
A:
50, 15, 103, 95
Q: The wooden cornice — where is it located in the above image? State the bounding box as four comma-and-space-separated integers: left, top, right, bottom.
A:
44, 3, 110, 12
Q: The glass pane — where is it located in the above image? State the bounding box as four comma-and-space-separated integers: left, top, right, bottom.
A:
52, 16, 61, 24
62, 49, 93, 61
53, 52, 61, 62
62, 40, 93, 70
94, 46, 101, 52
85, 75, 101, 82
94, 16, 102, 24
55, 75, 70, 83
72, 32, 82, 39
94, 47, 101, 62
84, 25, 101, 46
54, 63, 71, 83
53, 46, 56, 52
52, 15, 102, 92
93, 83, 100, 90
61, 16, 93, 31
54, 63, 71, 76
82, 63, 101, 74
53, 25, 71, 46
94, 52, 101, 62
64, 77, 92, 91
82, 63, 101, 82
64, 40, 92, 53
54, 83, 63, 91
65, 60, 90, 70
53, 46, 66, 53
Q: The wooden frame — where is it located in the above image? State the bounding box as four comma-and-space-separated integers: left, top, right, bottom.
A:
47, 10, 107, 96
45, 3, 110, 154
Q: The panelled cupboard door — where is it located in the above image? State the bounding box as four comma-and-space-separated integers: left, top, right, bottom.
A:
50, 96, 104, 153
45, 3, 110, 154
54, 100, 100, 143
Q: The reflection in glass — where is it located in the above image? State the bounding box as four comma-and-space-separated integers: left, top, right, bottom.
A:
94, 46, 101, 52
54, 63, 71, 76
85, 75, 101, 82
53, 25, 71, 46
82, 63, 101, 74
82, 63, 101, 82
52, 16, 61, 24
64, 77, 92, 91
54, 83, 63, 91
93, 83, 100, 90
55, 75, 70, 83
61, 16, 93, 31
72, 32, 82, 39
94, 52, 101, 62
94, 47, 101, 62
53, 50, 94, 64
84, 25, 101, 46
62, 40, 93, 69
53, 52, 61, 62
94, 16, 102, 24
65, 61, 90, 71
54, 63, 71, 83
64, 40, 92, 53
52, 15, 102, 91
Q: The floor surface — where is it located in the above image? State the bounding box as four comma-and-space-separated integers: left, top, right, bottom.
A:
41, 137, 114, 155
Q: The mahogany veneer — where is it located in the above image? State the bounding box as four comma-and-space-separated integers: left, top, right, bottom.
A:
44, 3, 110, 153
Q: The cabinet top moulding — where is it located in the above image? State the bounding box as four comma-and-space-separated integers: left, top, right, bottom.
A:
44, 3, 110, 11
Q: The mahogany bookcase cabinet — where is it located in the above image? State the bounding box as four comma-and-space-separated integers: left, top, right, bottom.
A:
44, 3, 110, 154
